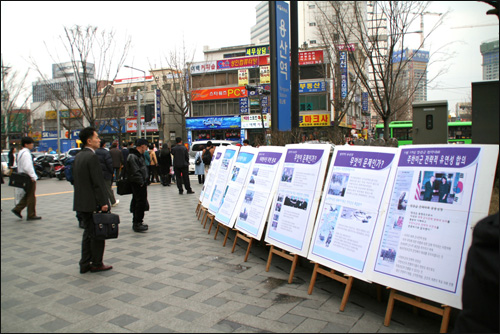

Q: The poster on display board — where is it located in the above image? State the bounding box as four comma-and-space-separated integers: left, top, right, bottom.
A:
264, 144, 332, 257
307, 146, 399, 281
208, 146, 241, 214
234, 146, 287, 241
201, 146, 227, 208
368, 144, 498, 309
215, 147, 259, 228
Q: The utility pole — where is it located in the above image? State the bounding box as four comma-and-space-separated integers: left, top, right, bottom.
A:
1, 56, 11, 150
124, 65, 147, 140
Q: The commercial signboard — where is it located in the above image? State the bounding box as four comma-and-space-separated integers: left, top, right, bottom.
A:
113, 76, 154, 85
299, 50, 324, 65
217, 57, 260, 70
191, 86, 248, 101
274, 0, 291, 131
299, 114, 330, 127
245, 45, 270, 57
241, 114, 270, 129
126, 117, 159, 133
238, 69, 249, 87
299, 81, 327, 93
185, 116, 241, 130
260, 65, 271, 84
189, 61, 217, 75
340, 51, 348, 99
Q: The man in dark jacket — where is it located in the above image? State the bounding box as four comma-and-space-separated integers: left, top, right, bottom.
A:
95, 140, 118, 207
73, 127, 111, 273
171, 137, 194, 195
158, 144, 172, 186
126, 139, 149, 232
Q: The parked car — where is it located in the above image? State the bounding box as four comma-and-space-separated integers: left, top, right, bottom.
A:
188, 140, 238, 173
65, 148, 81, 158
1, 152, 9, 176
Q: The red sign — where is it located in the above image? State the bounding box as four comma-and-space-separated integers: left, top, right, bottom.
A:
191, 87, 248, 101
299, 50, 324, 65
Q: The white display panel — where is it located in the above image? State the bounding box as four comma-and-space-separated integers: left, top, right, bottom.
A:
208, 146, 240, 214
201, 146, 226, 209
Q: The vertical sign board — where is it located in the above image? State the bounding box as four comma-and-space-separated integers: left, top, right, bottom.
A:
275, 1, 291, 131
201, 146, 227, 208
234, 146, 287, 241
265, 144, 332, 257
216, 146, 259, 228
307, 146, 399, 281
368, 145, 499, 309
208, 146, 240, 215
340, 51, 348, 99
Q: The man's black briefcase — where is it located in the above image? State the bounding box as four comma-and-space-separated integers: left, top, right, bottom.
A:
92, 212, 120, 240
8, 172, 32, 191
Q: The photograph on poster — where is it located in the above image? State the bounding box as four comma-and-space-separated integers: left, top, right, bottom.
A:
210, 185, 217, 201
281, 167, 294, 182
221, 159, 230, 169
393, 216, 404, 230
397, 191, 408, 210
231, 166, 240, 181
328, 172, 349, 197
272, 220, 278, 230
316, 205, 341, 247
239, 207, 248, 221
249, 176, 255, 184
416, 171, 465, 204
252, 168, 259, 176
340, 207, 373, 224
277, 194, 284, 202
273, 213, 279, 221
284, 195, 308, 210
380, 248, 397, 262
275, 202, 282, 212
244, 190, 254, 203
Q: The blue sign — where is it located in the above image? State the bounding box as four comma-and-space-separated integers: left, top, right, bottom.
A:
239, 98, 249, 114
156, 89, 162, 123
362, 92, 368, 112
340, 51, 348, 99
275, 1, 291, 131
186, 116, 241, 130
299, 81, 327, 93
95, 119, 126, 134
392, 49, 430, 63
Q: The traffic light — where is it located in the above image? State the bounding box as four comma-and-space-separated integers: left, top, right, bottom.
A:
144, 105, 154, 122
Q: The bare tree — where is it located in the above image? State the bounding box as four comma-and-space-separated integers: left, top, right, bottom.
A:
31, 25, 131, 127
1, 58, 38, 148
150, 44, 195, 142
315, 1, 448, 140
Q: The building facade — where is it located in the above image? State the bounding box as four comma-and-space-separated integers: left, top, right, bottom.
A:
480, 39, 499, 80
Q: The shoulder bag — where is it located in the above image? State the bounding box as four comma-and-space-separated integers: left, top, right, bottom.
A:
9, 172, 32, 191
92, 211, 120, 240
116, 173, 132, 195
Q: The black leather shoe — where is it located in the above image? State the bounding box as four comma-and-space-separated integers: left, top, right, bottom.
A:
80, 264, 91, 274
187, 190, 195, 194
90, 264, 113, 272
27, 216, 42, 221
179, 191, 183, 195
11, 209, 22, 219
133, 224, 148, 232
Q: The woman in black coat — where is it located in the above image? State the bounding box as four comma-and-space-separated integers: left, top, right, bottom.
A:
158, 145, 172, 186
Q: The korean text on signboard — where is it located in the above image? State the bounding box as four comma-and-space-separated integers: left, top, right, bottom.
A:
191, 87, 248, 101
340, 51, 348, 99
275, 1, 291, 131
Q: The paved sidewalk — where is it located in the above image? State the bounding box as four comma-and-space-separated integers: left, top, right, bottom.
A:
1, 179, 447, 333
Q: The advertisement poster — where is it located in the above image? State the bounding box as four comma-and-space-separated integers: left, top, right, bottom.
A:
265, 144, 332, 257
201, 146, 227, 208
307, 147, 399, 280
234, 146, 287, 241
216, 147, 259, 227
208, 146, 240, 214
368, 145, 498, 309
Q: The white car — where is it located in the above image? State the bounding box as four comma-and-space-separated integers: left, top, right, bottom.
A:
1, 153, 9, 176
189, 140, 238, 173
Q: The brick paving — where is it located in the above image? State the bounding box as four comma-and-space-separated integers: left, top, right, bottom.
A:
1, 178, 448, 333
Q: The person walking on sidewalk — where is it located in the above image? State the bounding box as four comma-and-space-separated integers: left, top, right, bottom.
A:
109, 142, 123, 181
126, 139, 150, 232
73, 127, 112, 273
12, 137, 41, 221
148, 144, 160, 183
96, 140, 118, 207
194, 145, 205, 184
158, 144, 172, 186
171, 137, 194, 195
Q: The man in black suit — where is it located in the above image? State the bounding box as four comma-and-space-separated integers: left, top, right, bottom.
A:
423, 175, 436, 201
73, 127, 112, 274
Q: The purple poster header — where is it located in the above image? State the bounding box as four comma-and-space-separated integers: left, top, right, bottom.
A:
256, 151, 282, 165
335, 150, 395, 170
399, 147, 480, 168
215, 152, 222, 160
285, 149, 324, 165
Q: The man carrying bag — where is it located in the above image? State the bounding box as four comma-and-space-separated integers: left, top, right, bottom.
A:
11, 137, 41, 221
73, 127, 113, 274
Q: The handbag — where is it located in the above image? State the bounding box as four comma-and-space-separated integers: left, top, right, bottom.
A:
92, 211, 120, 240
116, 178, 132, 195
9, 172, 32, 191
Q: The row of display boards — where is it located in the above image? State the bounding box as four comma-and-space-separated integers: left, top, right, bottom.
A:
196, 143, 498, 332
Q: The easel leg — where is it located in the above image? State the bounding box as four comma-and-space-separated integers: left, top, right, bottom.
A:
440, 306, 451, 333
222, 228, 231, 247
288, 254, 298, 283
308, 262, 320, 295
231, 232, 239, 253
214, 223, 221, 240
207, 215, 215, 234
243, 238, 253, 262
265, 245, 274, 272
384, 288, 396, 327
339, 276, 354, 312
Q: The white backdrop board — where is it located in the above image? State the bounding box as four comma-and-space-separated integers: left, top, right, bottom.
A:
215, 146, 259, 227
201, 146, 226, 208
264, 144, 332, 257
208, 146, 240, 214
234, 146, 287, 241
307, 146, 399, 281
368, 144, 499, 309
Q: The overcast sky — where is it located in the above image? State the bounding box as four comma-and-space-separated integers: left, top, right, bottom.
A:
1, 1, 498, 114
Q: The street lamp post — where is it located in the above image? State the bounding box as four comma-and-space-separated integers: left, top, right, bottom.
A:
124, 65, 146, 140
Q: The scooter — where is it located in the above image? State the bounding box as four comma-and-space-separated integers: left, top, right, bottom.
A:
54, 164, 65, 180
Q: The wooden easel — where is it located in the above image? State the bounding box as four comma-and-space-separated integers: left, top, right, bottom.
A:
195, 200, 202, 216
307, 262, 354, 311
231, 231, 255, 262
384, 288, 452, 333
265, 245, 299, 284
214, 223, 233, 247
198, 206, 207, 222
202, 212, 216, 234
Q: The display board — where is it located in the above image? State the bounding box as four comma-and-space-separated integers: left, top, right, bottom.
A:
201, 146, 226, 208
215, 146, 259, 228
307, 146, 399, 281
208, 146, 240, 214
264, 144, 332, 257
368, 144, 499, 309
234, 146, 287, 240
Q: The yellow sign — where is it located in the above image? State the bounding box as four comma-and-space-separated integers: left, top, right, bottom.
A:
260, 66, 270, 84
299, 114, 330, 127
238, 69, 249, 87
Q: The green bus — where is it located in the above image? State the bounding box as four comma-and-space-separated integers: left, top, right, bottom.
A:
375, 120, 472, 146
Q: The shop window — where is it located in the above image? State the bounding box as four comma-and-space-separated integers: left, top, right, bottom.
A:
300, 64, 324, 79
299, 94, 327, 111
